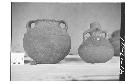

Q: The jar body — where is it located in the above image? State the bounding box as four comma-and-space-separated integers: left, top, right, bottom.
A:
78, 36, 114, 63
78, 22, 114, 63
23, 19, 71, 64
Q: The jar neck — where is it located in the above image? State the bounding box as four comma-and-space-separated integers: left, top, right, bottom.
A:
35, 19, 59, 28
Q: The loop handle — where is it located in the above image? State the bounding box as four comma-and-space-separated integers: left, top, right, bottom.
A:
58, 20, 68, 31
26, 19, 68, 32
26, 20, 37, 30
83, 29, 91, 40
100, 30, 107, 38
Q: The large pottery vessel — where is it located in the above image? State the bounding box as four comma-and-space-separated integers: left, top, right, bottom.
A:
23, 19, 71, 64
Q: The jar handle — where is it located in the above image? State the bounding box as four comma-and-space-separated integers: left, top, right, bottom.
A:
100, 30, 108, 39
26, 20, 37, 30
83, 29, 91, 40
58, 20, 68, 31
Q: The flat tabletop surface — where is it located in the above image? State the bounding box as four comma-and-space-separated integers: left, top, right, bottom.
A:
11, 55, 120, 81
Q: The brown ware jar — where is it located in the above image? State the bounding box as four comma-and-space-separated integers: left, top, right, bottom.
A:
78, 22, 114, 63
23, 19, 71, 64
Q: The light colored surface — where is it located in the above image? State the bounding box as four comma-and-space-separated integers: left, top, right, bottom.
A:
11, 55, 120, 81
11, 53, 24, 65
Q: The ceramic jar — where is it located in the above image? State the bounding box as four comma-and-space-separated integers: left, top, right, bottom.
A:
23, 19, 71, 64
78, 22, 114, 63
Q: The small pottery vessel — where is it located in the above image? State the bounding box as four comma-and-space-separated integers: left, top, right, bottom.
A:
78, 22, 114, 63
